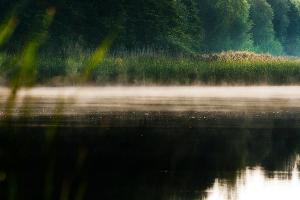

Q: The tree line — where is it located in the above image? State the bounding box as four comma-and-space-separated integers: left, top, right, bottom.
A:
2, 0, 300, 55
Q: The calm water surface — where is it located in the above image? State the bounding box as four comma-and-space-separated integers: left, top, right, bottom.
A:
1, 86, 300, 200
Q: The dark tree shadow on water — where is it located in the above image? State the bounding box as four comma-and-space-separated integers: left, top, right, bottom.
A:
1, 113, 300, 200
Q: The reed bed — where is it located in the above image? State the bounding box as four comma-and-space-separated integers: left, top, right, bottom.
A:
1, 50, 300, 86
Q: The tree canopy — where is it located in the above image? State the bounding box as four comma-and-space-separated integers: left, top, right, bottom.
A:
1, 0, 300, 55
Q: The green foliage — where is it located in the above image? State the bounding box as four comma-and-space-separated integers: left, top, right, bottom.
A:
200, 0, 252, 52
2, 50, 300, 85
2, 0, 300, 71
3, 0, 300, 55
285, 1, 300, 55
121, 0, 180, 49
169, 0, 204, 53
267, 0, 291, 44
249, 0, 283, 55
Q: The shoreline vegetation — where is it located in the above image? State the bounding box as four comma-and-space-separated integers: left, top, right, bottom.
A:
2, 1, 300, 87
1, 51, 300, 86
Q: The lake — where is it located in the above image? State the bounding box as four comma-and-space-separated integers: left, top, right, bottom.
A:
1, 86, 300, 200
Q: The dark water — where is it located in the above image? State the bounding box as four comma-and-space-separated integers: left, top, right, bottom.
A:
1, 87, 300, 200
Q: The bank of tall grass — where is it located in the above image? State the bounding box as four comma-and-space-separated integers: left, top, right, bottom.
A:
1, 51, 300, 85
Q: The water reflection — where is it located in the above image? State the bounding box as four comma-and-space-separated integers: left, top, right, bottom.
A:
0, 121, 299, 200
206, 162, 300, 200
1, 87, 300, 200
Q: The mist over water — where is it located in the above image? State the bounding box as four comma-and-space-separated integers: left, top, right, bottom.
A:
1, 86, 300, 200
2, 86, 300, 99
1, 86, 300, 115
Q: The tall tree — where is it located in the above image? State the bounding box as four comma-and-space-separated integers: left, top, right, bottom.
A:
249, 0, 283, 54
170, 0, 204, 52
200, 0, 252, 52
122, 0, 182, 50
285, 1, 300, 55
267, 0, 291, 45
3, 0, 300, 55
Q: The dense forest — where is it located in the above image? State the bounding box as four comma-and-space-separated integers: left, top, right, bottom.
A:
1, 0, 300, 56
